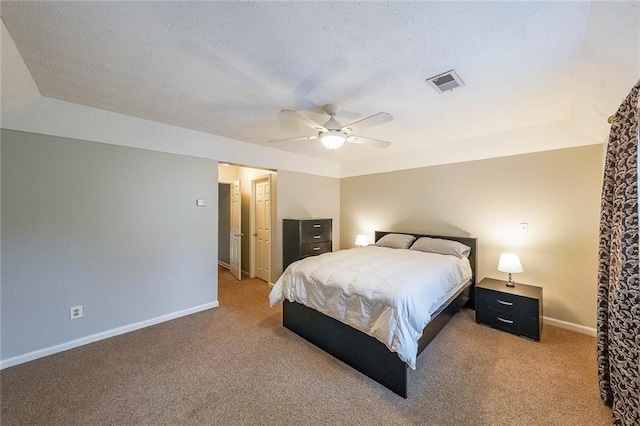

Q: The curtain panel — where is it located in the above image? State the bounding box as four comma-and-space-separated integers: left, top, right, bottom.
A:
597, 83, 639, 425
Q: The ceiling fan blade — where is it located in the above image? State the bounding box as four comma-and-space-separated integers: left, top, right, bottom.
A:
176, 37, 266, 93
346, 135, 391, 148
335, 109, 361, 120
200, 100, 271, 113
294, 57, 348, 97
281, 110, 327, 131
268, 135, 318, 143
343, 112, 393, 134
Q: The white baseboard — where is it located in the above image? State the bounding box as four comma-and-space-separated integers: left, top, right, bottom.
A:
543, 316, 596, 337
0, 301, 219, 370
218, 261, 230, 269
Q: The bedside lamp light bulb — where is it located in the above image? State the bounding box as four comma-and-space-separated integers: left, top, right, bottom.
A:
355, 234, 368, 247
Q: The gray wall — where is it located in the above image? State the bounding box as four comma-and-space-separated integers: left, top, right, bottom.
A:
218, 183, 230, 265
1, 130, 218, 360
340, 144, 603, 328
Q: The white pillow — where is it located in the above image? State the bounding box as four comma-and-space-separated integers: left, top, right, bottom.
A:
374, 233, 416, 249
409, 237, 471, 259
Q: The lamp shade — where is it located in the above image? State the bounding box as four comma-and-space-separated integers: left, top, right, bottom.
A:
355, 234, 368, 247
321, 131, 346, 149
497, 253, 524, 273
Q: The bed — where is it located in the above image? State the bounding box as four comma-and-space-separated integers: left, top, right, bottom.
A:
269, 231, 477, 398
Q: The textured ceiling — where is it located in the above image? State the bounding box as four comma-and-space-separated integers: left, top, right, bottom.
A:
1, 1, 639, 164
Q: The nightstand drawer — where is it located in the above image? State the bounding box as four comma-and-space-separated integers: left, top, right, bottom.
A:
476, 288, 538, 318
476, 307, 540, 340
300, 241, 332, 257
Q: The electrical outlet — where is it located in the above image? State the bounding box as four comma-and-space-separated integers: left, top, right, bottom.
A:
520, 223, 529, 233
70, 305, 83, 320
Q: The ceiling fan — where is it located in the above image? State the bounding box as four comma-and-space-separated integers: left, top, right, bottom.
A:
269, 105, 393, 150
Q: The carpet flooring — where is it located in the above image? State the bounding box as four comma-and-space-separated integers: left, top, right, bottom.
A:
1, 267, 612, 425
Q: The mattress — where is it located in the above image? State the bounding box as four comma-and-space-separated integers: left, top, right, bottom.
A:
269, 245, 472, 369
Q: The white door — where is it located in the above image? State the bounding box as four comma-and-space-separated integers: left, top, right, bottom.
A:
254, 177, 270, 282
230, 179, 242, 280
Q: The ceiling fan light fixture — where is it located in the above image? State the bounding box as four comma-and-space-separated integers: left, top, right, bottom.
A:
320, 131, 346, 150
270, 108, 392, 149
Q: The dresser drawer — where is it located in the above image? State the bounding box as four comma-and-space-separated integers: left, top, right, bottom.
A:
300, 241, 332, 257
300, 219, 332, 236
476, 288, 538, 319
300, 228, 331, 245
476, 306, 540, 340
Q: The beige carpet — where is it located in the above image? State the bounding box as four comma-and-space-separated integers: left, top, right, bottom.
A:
1, 267, 612, 425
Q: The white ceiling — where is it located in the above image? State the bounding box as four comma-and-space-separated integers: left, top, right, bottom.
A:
1, 1, 639, 165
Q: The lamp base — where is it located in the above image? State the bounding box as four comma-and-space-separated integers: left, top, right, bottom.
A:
505, 273, 515, 287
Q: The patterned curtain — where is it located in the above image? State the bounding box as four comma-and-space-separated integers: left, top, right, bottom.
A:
597, 82, 639, 426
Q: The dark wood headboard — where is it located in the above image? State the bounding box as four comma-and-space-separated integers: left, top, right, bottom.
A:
374, 231, 478, 288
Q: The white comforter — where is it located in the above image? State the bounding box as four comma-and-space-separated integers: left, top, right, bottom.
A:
269, 245, 472, 369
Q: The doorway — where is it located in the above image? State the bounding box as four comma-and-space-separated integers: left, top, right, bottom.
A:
218, 163, 275, 284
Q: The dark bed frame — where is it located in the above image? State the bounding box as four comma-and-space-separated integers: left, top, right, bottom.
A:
282, 231, 478, 398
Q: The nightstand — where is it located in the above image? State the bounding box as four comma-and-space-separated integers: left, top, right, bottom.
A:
475, 277, 542, 340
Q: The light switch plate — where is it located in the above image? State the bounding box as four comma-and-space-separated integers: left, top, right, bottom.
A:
196, 199, 207, 207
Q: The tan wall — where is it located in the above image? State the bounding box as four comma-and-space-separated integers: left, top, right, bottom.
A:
275, 170, 341, 280
340, 144, 604, 328
217, 164, 239, 183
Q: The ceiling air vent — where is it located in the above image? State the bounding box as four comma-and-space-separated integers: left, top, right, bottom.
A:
426, 70, 464, 93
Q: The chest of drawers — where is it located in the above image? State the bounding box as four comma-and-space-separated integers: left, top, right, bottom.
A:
283, 218, 332, 270
475, 278, 542, 340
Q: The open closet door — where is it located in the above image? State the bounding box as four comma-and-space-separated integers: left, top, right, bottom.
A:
230, 179, 242, 280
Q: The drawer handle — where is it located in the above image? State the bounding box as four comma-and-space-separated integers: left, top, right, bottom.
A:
497, 299, 513, 306
497, 317, 514, 324
313, 235, 321, 239
313, 224, 321, 228
313, 247, 321, 251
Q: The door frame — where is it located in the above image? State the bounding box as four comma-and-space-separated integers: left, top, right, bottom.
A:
250, 174, 271, 282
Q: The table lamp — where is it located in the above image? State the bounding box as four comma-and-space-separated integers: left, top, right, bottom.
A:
355, 234, 368, 247
498, 253, 524, 287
